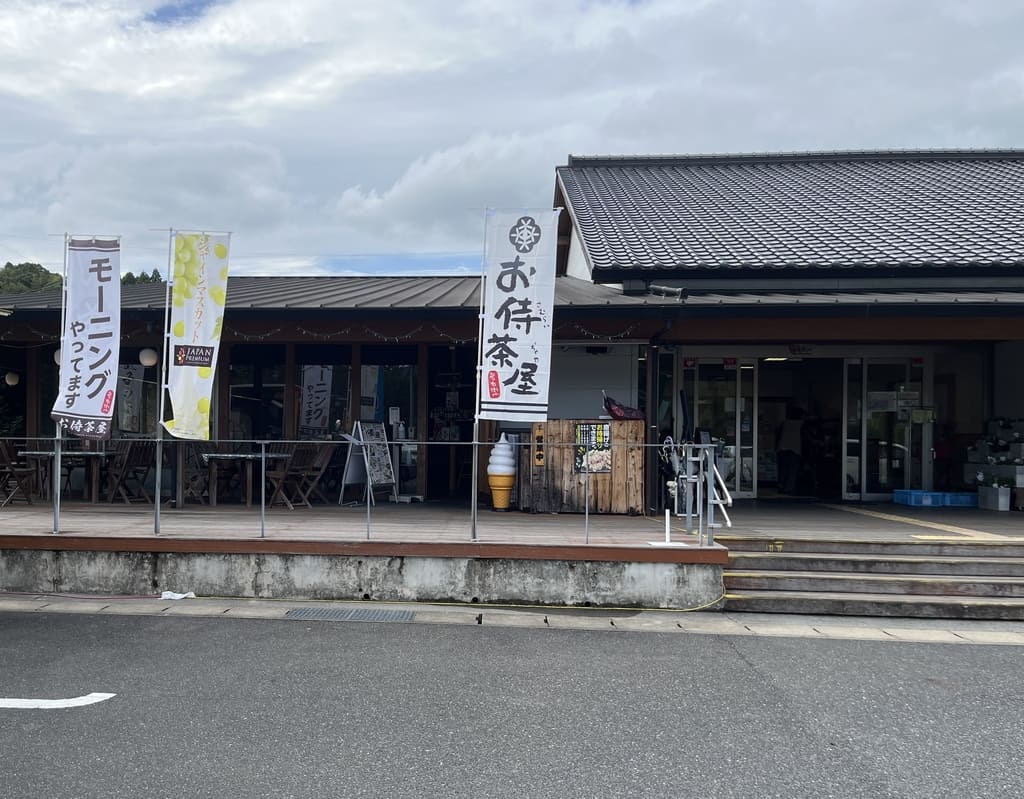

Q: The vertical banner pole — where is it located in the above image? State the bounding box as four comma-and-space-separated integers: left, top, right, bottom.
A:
52, 234, 71, 534
470, 209, 490, 542
154, 229, 174, 535
259, 441, 266, 538
584, 465, 590, 544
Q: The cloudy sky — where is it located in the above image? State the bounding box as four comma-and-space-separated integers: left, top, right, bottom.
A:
1, 0, 1021, 277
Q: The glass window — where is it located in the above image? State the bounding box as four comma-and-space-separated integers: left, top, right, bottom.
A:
113, 359, 160, 436
295, 345, 352, 439
229, 344, 286, 441
0, 347, 27, 436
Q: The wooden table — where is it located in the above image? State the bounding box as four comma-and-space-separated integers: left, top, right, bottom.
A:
20, 450, 112, 503
203, 452, 290, 507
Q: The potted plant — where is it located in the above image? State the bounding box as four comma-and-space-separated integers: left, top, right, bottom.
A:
976, 471, 1012, 511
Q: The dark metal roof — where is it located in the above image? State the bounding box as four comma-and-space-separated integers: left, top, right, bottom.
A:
555, 149, 1024, 280
0, 275, 675, 314
1, 276, 1020, 325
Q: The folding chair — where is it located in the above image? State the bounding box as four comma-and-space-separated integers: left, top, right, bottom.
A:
0, 440, 35, 508
183, 442, 214, 505
295, 442, 338, 506
268, 442, 321, 509
263, 442, 298, 509
105, 439, 156, 503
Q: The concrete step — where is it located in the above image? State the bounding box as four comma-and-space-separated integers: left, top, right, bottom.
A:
718, 536, 1024, 558
723, 570, 1024, 598
724, 589, 1024, 620
728, 551, 1024, 577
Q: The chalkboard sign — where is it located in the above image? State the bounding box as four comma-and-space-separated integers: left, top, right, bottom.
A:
339, 421, 395, 504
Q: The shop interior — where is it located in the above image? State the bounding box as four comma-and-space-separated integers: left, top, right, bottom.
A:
756, 358, 845, 500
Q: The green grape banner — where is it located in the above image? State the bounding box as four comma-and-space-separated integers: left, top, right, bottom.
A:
162, 232, 231, 440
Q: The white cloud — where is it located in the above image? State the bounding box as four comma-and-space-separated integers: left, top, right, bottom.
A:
2, 0, 1024, 274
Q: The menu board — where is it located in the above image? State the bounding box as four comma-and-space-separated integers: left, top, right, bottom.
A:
358, 422, 396, 488
339, 421, 396, 503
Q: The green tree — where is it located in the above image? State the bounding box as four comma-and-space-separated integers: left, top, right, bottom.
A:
123, 269, 162, 284
0, 262, 61, 293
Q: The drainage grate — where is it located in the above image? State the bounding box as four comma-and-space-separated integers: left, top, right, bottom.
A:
285, 607, 415, 623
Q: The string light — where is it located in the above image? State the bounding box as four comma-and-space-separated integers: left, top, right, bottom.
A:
553, 323, 640, 340
223, 326, 283, 341
430, 325, 476, 345
363, 325, 423, 343
294, 326, 353, 339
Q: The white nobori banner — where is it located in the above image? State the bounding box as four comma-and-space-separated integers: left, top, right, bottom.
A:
299, 364, 333, 437
52, 237, 122, 440
163, 232, 231, 440
478, 209, 561, 422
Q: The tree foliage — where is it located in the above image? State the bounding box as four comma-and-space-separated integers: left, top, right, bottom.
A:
0, 262, 61, 293
121, 269, 163, 285
0, 262, 163, 292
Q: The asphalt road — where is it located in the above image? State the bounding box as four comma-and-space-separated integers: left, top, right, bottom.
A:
1, 611, 1021, 799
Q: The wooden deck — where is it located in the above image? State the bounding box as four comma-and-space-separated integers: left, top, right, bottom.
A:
1, 498, 1020, 553
0, 500, 694, 544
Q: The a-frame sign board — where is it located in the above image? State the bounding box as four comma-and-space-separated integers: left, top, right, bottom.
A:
339, 421, 397, 505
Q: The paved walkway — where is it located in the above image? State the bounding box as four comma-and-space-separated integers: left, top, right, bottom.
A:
2, 593, 1023, 646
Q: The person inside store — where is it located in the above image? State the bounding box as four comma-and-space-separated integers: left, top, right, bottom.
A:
776, 405, 805, 494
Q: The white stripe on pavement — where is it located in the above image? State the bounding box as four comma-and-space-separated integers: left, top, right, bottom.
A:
0, 692, 115, 709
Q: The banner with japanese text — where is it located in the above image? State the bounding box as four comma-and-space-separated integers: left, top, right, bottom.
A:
162, 232, 230, 440
51, 237, 122, 439
116, 364, 143, 433
478, 209, 560, 421
299, 365, 333, 437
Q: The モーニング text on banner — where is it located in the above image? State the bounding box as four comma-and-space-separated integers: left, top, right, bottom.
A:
52, 237, 122, 440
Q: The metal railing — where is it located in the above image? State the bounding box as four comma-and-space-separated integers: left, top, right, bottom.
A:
1, 435, 730, 546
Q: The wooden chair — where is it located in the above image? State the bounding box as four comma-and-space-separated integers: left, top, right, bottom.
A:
267, 442, 320, 509
0, 440, 35, 507
263, 442, 298, 509
105, 439, 156, 503
183, 442, 215, 505
295, 442, 338, 506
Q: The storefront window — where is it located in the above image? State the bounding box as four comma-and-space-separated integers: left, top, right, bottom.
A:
0, 348, 27, 436
229, 344, 286, 441
36, 351, 60, 438
656, 349, 675, 439
113, 356, 160, 436
295, 344, 352, 439
361, 345, 418, 440
362, 345, 418, 496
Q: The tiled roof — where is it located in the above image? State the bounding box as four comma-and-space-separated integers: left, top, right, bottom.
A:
555, 150, 1024, 279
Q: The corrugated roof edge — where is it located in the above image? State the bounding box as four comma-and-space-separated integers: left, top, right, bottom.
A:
563, 148, 1024, 168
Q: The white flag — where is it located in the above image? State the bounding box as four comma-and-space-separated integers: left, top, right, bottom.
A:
163, 232, 230, 440
52, 237, 121, 440
478, 209, 560, 421
299, 365, 333, 437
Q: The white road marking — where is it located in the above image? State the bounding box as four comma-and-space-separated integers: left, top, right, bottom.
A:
0, 692, 115, 709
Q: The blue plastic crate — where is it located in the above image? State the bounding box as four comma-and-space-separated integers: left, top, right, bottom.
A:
893, 490, 945, 507
943, 492, 978, 508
